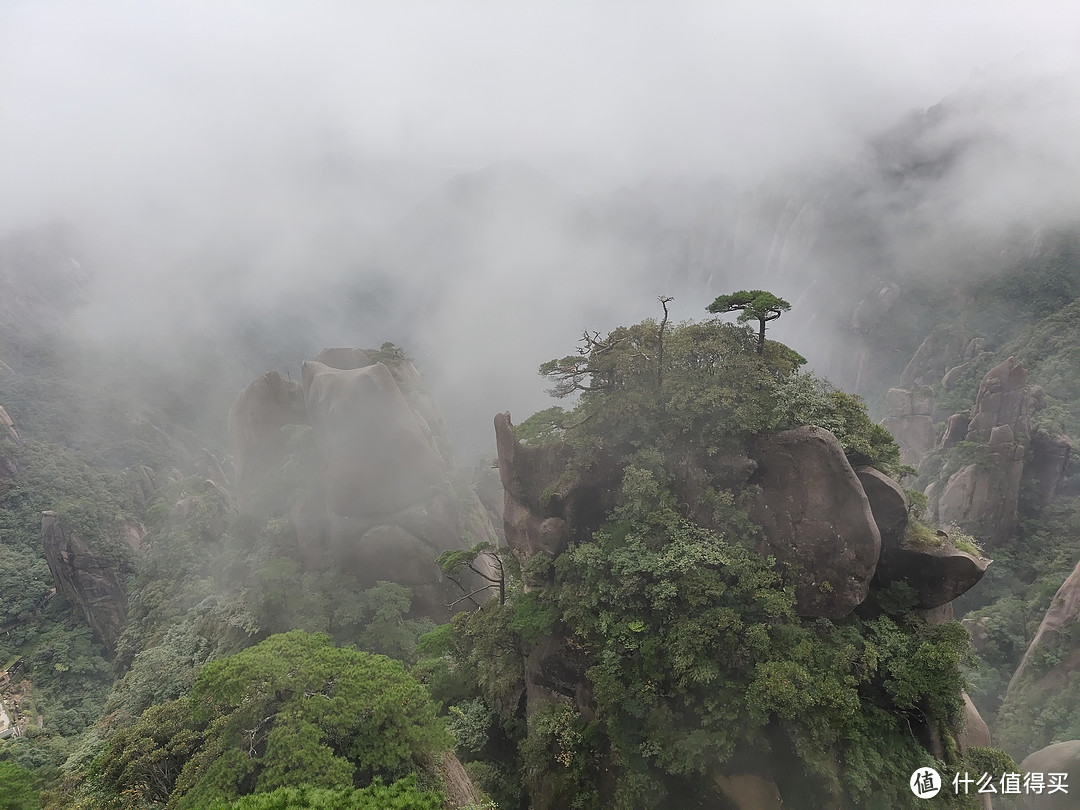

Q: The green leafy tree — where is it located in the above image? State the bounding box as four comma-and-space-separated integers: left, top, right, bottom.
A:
205, 776, 443, 810
92, 631, 451, 809
0, 761, 40, 810
707, 289, 791, 355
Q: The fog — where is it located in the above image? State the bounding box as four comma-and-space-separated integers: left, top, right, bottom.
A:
4, 1, 1080, 455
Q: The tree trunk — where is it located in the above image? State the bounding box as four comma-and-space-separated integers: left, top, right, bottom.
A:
757, 319, 766, 355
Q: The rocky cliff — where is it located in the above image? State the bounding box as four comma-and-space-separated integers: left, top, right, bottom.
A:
40, 511, 127, 653
228, 348, 499, 619
0, 404, 20, 482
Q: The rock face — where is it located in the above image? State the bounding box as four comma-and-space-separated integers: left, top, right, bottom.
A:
877, 542, 990, 610
0, 404, 19, 482
958, 692, 992, 752
1019, 741, 1080, 810
881, 386, 936, 468
1005, 559, 1080, 700
302, 360, 446, 519
227, 370, 308, 511
494, 412, 619, 576
935, 358, 1033, 546
856, 466, 909, 549
1024, 432, 1073, 507
40, 511, 127, 653
228, 350, 500, 620
899, 327, 970, 389
747, 427, 881, 619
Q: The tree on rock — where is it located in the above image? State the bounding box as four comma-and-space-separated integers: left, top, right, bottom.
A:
707, 290, 791, 355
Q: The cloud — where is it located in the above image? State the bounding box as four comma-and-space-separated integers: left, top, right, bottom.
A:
4, 1, 1080, 452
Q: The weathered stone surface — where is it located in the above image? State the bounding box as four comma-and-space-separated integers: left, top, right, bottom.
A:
941, 412, 971, 449
437, 751, 483, 810
494, 412, 619, 576
227, 370, 308, 510
40, 511, 127, 653
881, 386, 936, 467
1006, 560, 1080, 699
958, 692, 992, 752
1024, 432, 1073, 507
748, 427, 880, 619
0, 404, 19, 482
314, 347, 455, 465
900, 327, 970, 388
1019, 741, 1080, 810
855, 466, 908, 550
876, 538, 990, 609
303, 360, 444, 518
966, 357, 1030, 442
932, 357, 1035, 546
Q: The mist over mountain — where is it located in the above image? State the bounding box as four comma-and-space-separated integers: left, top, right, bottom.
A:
5, 5, 1080, 809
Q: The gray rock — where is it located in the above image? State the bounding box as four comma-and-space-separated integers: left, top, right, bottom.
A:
1019, 741, 1080, 810
227, 370, 308, 511
748, 426, 880, 619
40, 512, 127, 654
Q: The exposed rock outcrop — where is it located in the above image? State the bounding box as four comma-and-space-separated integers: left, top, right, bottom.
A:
1005, 559, 1080, 700
0, 404, 20, 482
958, 692, 992, 752
935, 358, 1034, 546
302, 360, 445, 519
228, 350, 499, 620
899, 327, 970, 389
855, 466, 909, 549
881, 386, 936, 467
875, 537, 990, 610
40, 511, 127, 653
1023, 432, 1073, 507
747, 427, 880, 619
494, 412, 619, 577
1019, 741, 1080, 810
227, 370, 308, 511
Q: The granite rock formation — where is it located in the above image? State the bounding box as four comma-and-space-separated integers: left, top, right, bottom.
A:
1019, 741, 1080, 810
227, 370, 308, 511
932, 358, 1037, 546
494, 411, 619, 577
0, 404, 19, 482
1004, 559, 1080, 701
747, 426, 881, 619
40, 511, 127, 653
881, 386, 936, 468
229, 349, 499, 620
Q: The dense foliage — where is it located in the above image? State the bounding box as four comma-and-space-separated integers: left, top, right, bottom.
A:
88, 631, 450, 809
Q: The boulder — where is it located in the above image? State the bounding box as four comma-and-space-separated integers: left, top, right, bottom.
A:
1019, 741, 1080, 810
941, 412, 971, 449
40, 511, 127, 653
314, 347, 455, 465
302, 360, 445, 518
875, 537, 990, 609
748, 426, 881, 619
855, 466, 909, 550
227, 370, 308, 511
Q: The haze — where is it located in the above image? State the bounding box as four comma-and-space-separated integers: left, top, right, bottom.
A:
3, 1, 1080, 455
